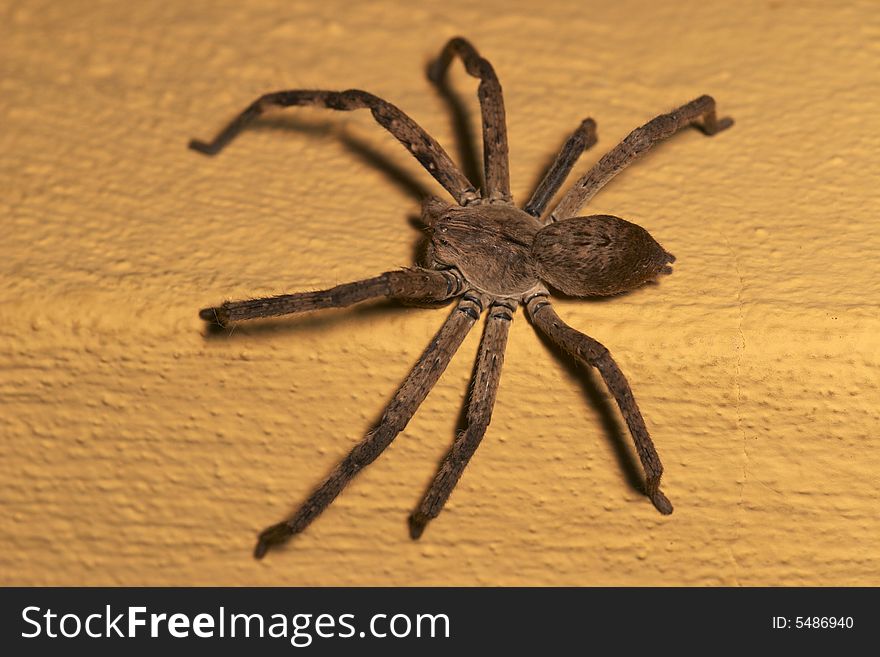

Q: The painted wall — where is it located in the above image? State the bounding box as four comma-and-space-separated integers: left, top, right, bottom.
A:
2, 0, 878, 585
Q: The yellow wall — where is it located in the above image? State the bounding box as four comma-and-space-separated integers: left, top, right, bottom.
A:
2, 0, 878, 586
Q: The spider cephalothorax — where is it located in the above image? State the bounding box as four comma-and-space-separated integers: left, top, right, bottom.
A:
192, 37, 732, 558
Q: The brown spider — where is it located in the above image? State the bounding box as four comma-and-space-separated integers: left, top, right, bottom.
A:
191, 37, 733, 559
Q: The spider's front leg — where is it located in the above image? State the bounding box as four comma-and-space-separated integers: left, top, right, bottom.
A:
525, 292, 673, 514
409, 299, 514, 539
255, 292, 487, 558
199, 268, 464, 326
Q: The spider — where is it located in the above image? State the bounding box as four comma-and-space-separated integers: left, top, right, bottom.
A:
191, 37, 733, 559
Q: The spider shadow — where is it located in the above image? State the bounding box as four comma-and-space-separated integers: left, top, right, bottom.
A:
251, 116, 433, 203
426, 61, 484, 191
248, 60, 488, 206
529, 316, 646, 498
521, 128, 591, 216
409, 324, 483, 489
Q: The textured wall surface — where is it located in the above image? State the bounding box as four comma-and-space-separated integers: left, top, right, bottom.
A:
2, 0, 878, 586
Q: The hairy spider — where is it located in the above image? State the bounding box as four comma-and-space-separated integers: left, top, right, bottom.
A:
191, 37, 733, 558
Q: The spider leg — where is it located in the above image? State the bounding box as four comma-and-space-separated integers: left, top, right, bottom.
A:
409, 300, 514, 539
254, 292, 487, 558
429, 37, 511, 203
524, 292, 673, 515
189, 89, 479, 206
549, 95, 733, 222
199, 268, 463, 326
523, 118, 598, 219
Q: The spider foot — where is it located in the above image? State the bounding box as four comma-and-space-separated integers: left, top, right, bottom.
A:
649, 488, 674, 515
408, 512, 430, 540
198, 306, 228, 326
645, 474, 674, 515
254, 521, 294, 559
698, 116, 734, 137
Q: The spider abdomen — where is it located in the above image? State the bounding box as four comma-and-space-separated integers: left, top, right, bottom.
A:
532, 215, 674, 296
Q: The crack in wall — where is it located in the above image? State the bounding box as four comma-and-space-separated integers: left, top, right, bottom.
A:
721, 233, 748, 585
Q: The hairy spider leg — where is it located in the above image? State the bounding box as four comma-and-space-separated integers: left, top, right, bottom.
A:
198, 268, 464, 326
429, 37, 511, 203
409, 299, 515, 538
525, 292, 673, 515
549, 95, 733, 222
254, 292, 487, 558
189, 89, 479, 206
523, 118, 598, 219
